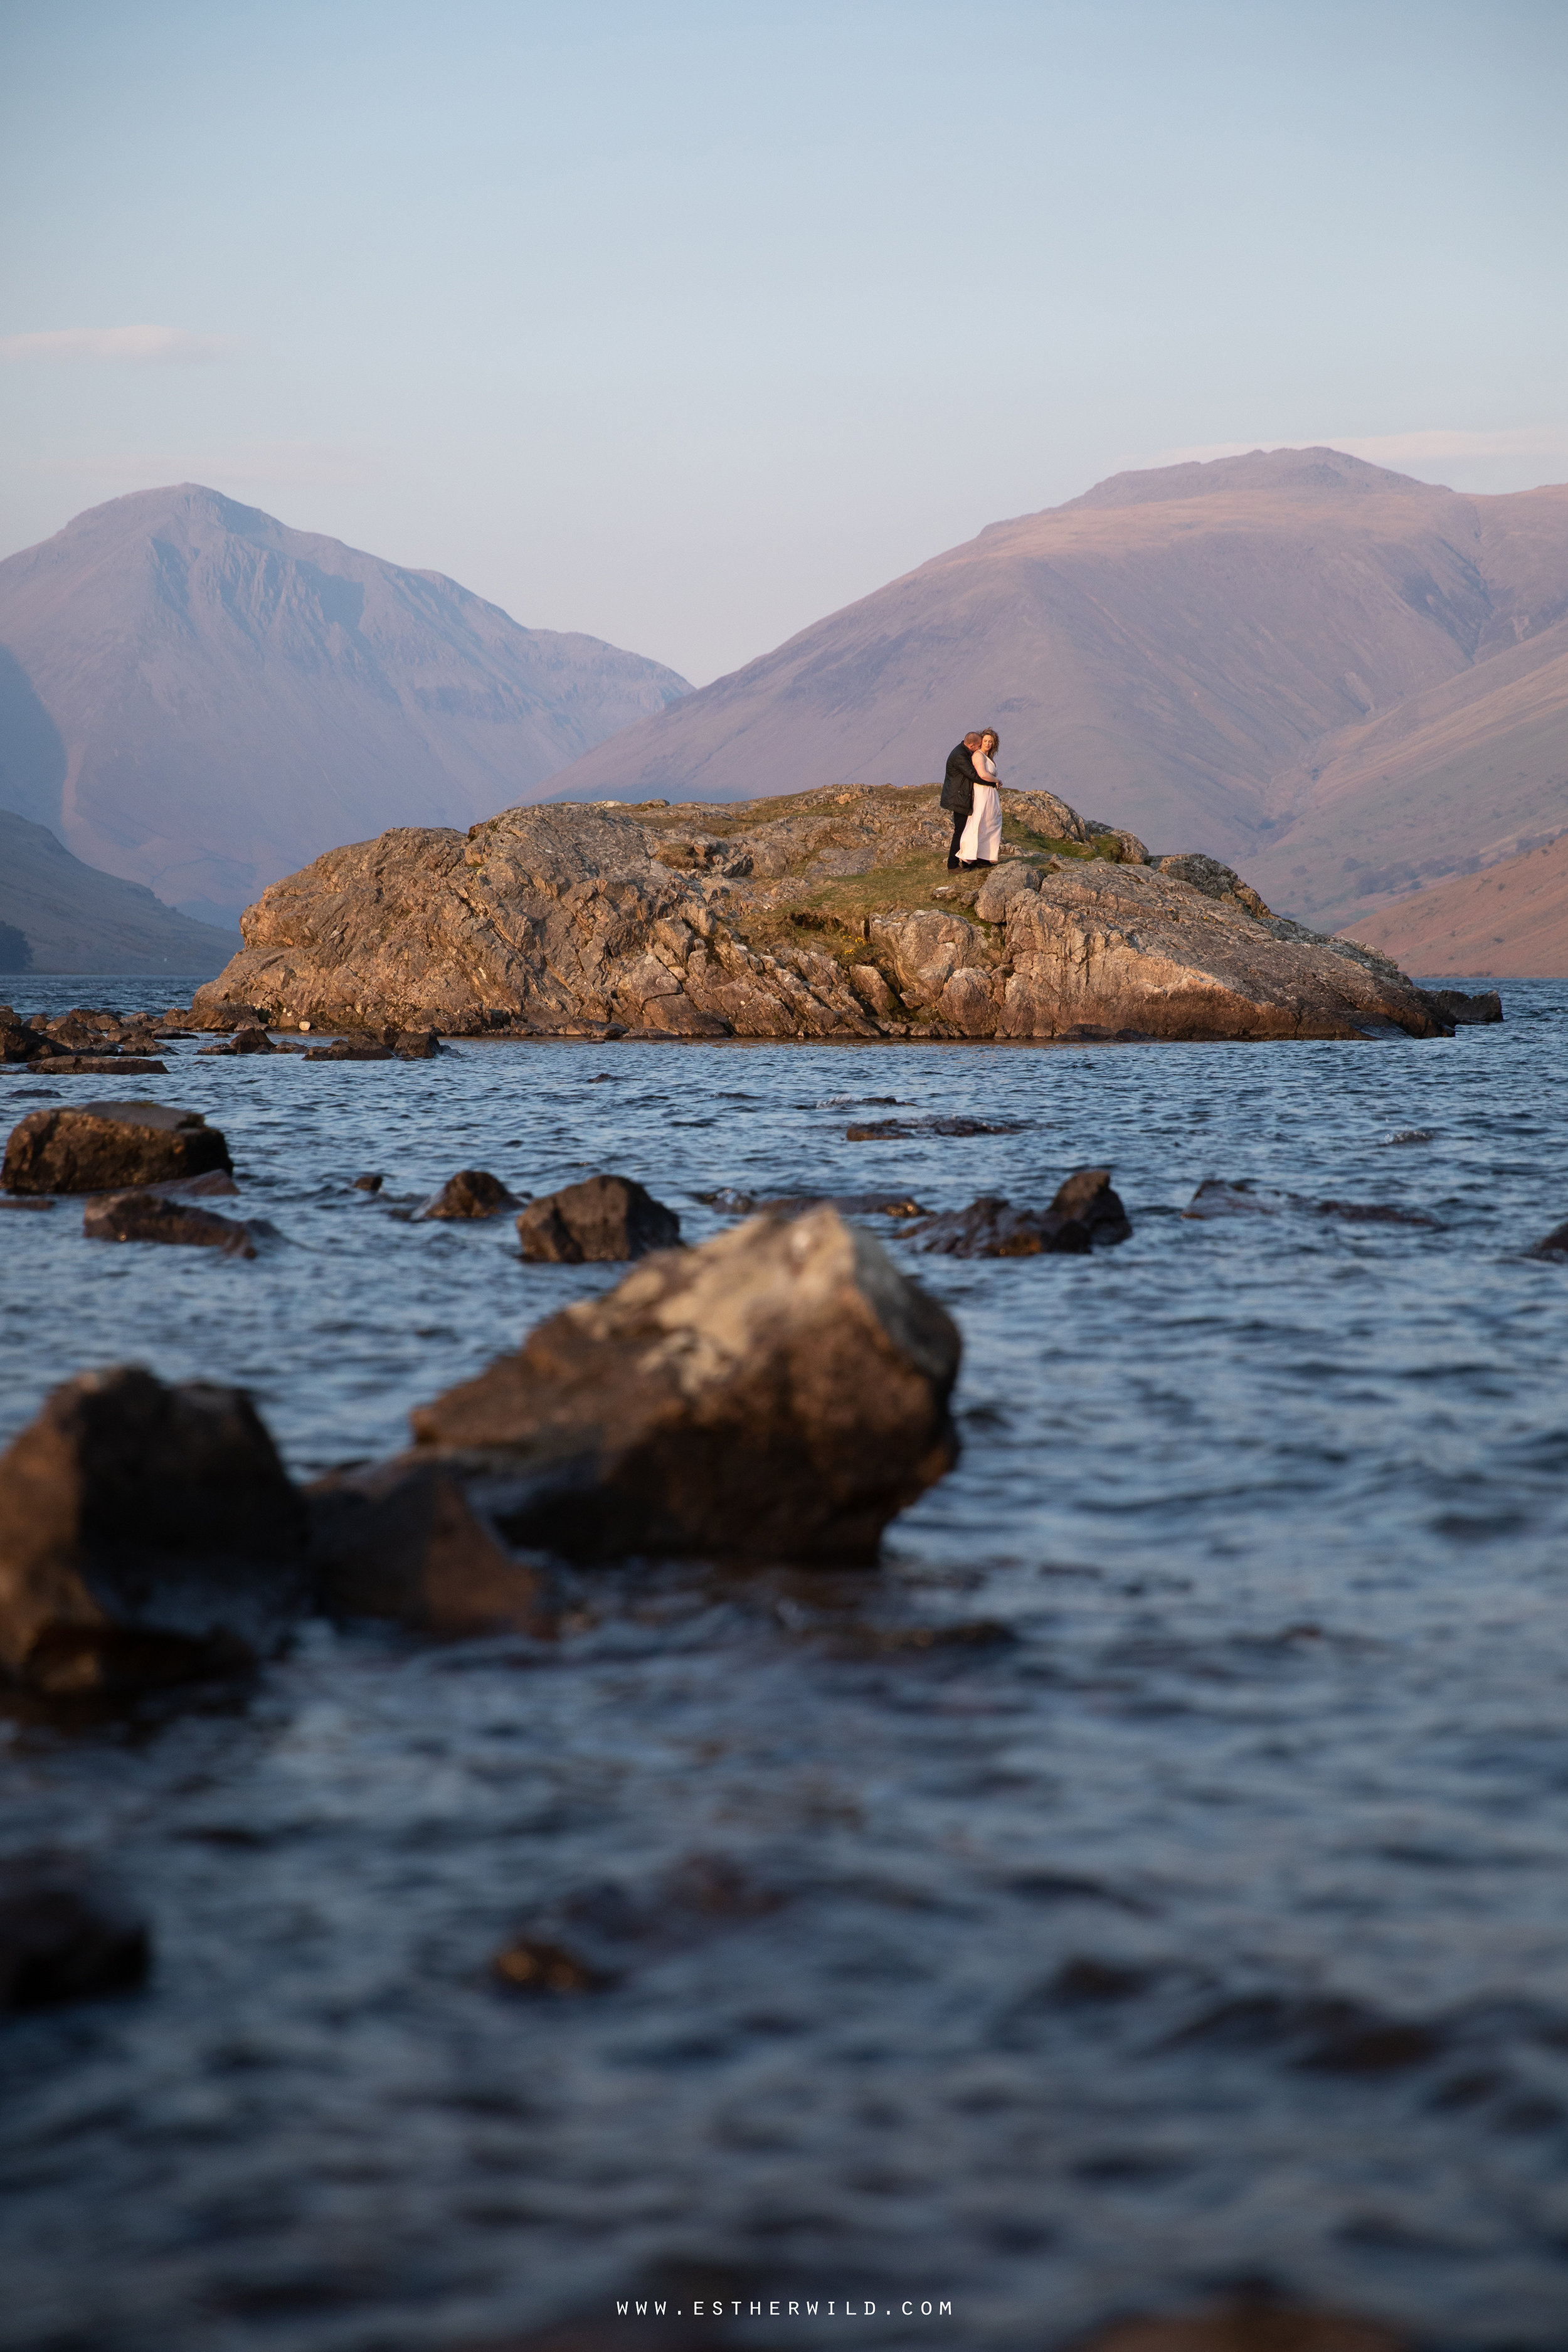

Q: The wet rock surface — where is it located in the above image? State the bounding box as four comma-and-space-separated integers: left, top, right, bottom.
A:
0, 1366, 310, 1693
412, 1207, 961, 1562
0, 1858, 151, 2013
3, 1099, 233, 1195
307, 1458, 548, 1636
903, 1168, 1132, 1257
418, 1168, 521, 1221
82, 1191, 266, 1258
516, 1173, 680, 1263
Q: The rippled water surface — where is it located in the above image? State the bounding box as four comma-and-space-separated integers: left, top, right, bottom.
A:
4, 977, 1568, 2350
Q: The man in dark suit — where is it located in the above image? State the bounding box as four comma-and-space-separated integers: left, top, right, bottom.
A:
940, 733, 982, 869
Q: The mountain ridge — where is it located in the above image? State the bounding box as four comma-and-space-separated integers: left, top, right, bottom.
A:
530, 449, 1568, 934
0, 485, 690, 924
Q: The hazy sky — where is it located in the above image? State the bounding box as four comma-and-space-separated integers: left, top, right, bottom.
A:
2, 0, 1565, 684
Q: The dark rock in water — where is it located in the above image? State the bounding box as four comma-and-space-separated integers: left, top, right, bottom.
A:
394, 1029, 444, 1058
23, 1056, 169, 1076
0, 1007, 58, 1064
1525, 1219, 1568, 1261
411, 1205, 961, 1564
905, 1194, 1089, 1257
302, 1039, 395, 1061
845, 1115, 1027, 1141
1184, 1179, 1436, 1229
1, 1197, 54, 1212
0, 1860, 150, 2012
492, 1936, 610, 1994
418, 1168, 521, 1222
82, 1192, 262, 1259
1313, 1199, 1439, 1228
197, 1024, 277, 1057
352, 1172, 384, 1193
1420, 987, 1503, 1026
0, 1365, 310, 1695
1052, 1165, 1134, 1242
140, 1169, 242, 1200
3, 1100, 233, 1196
307, 1457, 548, 1635
699, 1188, 927, 1218
517, 1173, 680, 1263
905, 1169, 1131, 1258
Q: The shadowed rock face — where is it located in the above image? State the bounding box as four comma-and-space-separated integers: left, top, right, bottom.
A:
0, 1367, 309, 1694
196, 787, 1443, 1044
410, 1207, 961, 1564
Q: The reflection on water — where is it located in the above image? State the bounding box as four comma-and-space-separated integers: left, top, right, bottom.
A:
3, 976, 1567, 2349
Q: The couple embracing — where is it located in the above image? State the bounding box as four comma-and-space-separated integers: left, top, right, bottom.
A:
940, 728, 1002, 871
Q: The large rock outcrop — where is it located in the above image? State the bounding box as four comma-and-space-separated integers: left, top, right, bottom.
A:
0, 1367, 309, 1693
193, 785, 1444, 1043
410, 1207, 961, 1564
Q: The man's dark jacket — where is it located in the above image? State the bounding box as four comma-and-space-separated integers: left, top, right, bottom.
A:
940, 741, 976, 813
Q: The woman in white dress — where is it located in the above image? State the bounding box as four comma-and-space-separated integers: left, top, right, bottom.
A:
957, 728, 1002, 867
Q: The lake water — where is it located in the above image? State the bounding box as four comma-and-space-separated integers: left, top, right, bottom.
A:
3, 975, 1567, 2351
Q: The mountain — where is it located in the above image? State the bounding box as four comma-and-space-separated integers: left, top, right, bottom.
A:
1340, 832, 1568, 978
0, 811, 240, 974
0, 485, 689, 925
531, 449, 1568, 932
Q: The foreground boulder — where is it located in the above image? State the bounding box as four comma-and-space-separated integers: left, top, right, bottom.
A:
418, 1168, 520, 1221
0, 1367, 309, 1693
82, 1192, 265, 1259
3, 1101, 233, 1195
0, 1860, 150, 2012
517, 1173, 681, 1263
411, 1207, 961, 1563
306, 1458, 547, 1635
905, 1169, 1132, 1256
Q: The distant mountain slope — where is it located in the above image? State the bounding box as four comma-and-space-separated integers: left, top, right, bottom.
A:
534, 450, 1568, 928
0, 811, 240, 974
1340, 832, 1568, 978
1248, 612, 1568, 933
0, 485, 689, 924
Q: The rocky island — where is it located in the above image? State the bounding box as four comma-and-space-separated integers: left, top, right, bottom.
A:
196, 783, 1453, 1042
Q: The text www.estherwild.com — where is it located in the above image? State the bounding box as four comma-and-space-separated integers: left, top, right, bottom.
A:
614, 2301, 953, 2319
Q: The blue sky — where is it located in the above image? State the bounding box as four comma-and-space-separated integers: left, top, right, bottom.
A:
2, 0, 1565, 683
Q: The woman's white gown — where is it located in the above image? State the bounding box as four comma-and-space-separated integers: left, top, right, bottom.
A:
958, 753, 1001, 864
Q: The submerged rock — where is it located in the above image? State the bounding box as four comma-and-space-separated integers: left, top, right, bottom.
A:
3, 1100, 233, 1196
491, 1936, 610, 1994
904, 1171, 1131, 1257
82, 1192, 264, 1259
0, 1366, 310, 1694
418, 1168, 521, 1221
516, 1173, 680, 1263
1525, 1219, 1568, 1261
307, 1458, 548, 1636
302, 1039, 394, 1061
1184, 1178, 1438, 1228
0, 1861, 150, 2012
410, 1206, 961, 1563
